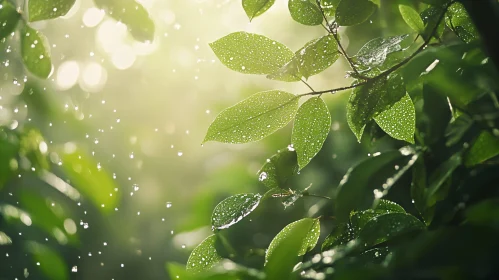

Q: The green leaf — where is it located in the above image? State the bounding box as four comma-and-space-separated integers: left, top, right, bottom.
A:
319, 0, 341, 17
466, 199, 499, 228
203, 90, 299, 144
411, 157, 433, 225
0, 0, 21, 40
210, 32, 295, 75
288, 0, 323, 26
268, 35, 340, 81
374, 93, 415, 143
347, 73, 406, 142
334, 147, 419, 220
27, 242, 69, 280
321, 223, 353, 251
426, 153, 461, 207
94, 0, 155, 42
242, 0, 275, 20
421, 6, 445, 41
335, 0, 376, 26
358, 213, 425, 248
186, 235, 223, 273
354, 34, 409, 67
0, 231, 12, 245
445, 2, 479, 43
399, 5, 425, 33
292, 97, 331, 169
445, 114, 473, 147
211, 193, 262, 229
350, 199, 406, 235
28, 0, 76, 21
21, 25, 52, 79
257, 149, 298, 189
0, 128, 19, 189
465, 131, 499, 167
59, 146, 119, 213
265, 218, 320, 264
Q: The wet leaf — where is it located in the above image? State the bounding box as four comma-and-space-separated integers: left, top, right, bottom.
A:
318, 0, 341, 17
210, 32, 294, 75
465, 131, 499, 167
0, 0, 21, 40
268, 35, 340, 81
94, 0, 155, 42
186, 235, 223, 273
292, 97, 331, 169
354, 34, 409, 67
445, 114, 473, 147
445, 2, 479, 43
21, 25, 52, 78
28, 0, 76, 21
26, 242, 69, 280
288, 0, 323, 26
335, 0, 376, 26
421, 6, 445, 41
257, 149, 298, 189
356, 247, 391, 265
399, 5, 425, 33
426, 153, 461, 207
374, 93, 415, 143
59, 146, 119, 213
350, 199, 406, 235
321, 223, 353, 251
203, 90, 299, 144
265, 218, 320, 264
242, 0, 275, 20
358, 213, 425, 248
211, 193, 262, 229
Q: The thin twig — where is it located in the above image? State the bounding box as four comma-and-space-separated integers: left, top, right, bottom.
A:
301, 78, 315, 92
299, 82, 368, 97
304, 194, 332, 200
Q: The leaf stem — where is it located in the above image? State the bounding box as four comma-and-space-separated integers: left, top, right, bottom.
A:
303, 193, 332, 200
301, 78, 315, 92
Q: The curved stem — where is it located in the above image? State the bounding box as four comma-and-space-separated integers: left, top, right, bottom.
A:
304, 193, 332, 200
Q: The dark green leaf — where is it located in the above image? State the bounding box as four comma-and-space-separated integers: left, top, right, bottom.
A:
421, 6, 445, 41
211, 193, 262, 229
258, 149, 298, 189
26, 242, 69, 280
356, 247, 391, 265
292, 97, 331, 169
426, 153, 461, 207
321, 223, 353, 251
466, 199, 499, 228
354, 34, 409, 67
0, 1, 21, 40
411, 157, 433, 225
465, 131, 499, 167
21, 25, 52, 78
94, 0, 155, 42
445, 2, 479, 43
335, 0, 376, 26
350, 199, 406, 235
242, 0, 275, 20
210, 32, 295, 75
268, 35, 340, 81
399, 5, 425, 33
203, 90, 299, 144
186, 235, 223, 273
374, 93, 415, 143
358, 213, 425, 248
59, 146, 119, 213
288, 0, 323, 26
445, 114, 473, 146
28, 0, 76, 21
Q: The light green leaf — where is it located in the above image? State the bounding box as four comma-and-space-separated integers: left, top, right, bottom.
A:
28, 0, 76, 21
0, 231, 11, 245
358, 213, 425, 248
0, 0, 21, 40
27, 242, 69, 280
242, 0, 275, 20
265, 218, 320, 264
268, 35, 340, 81
257, 149, 298, 189
21, 25, 52, 79
210, 32, 294, 75
204, 90, 299, 144
445, 2, 479, 43
374, 93, 415, 143
465, 131, 499, 167
288, 0, 323, 26
94, 0, 155, 42
59, 146, 119, 213
399, 5, 425, 33
335, 0, 376, 26
186, 235, 223, 273
211, 193, 262, 229
354, 34, 409, 67
292, 97, 331, 169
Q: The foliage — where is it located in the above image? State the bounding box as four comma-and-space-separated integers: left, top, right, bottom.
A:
168, 0, 499, 279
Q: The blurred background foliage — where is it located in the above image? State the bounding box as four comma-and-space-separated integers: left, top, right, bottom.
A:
1, 0, 498, 279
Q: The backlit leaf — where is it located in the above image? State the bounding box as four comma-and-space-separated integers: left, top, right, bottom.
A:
28, 0, 76, 21
399, 5, 425, 33
292, 97, 331, 169
0, 231, 12, 245
211, 193, 262, 229
203, 90, 299, 144
318, 0, 341, 17
242, 0, 275, 20
210, 32, 295, 75
0, 0, 21, 40
335, 0, 376, 26
374, 93, 415, 143
27, 242, 69, 280
465, 131, 499, 167
21, 25, 52, 78
186, 235, 223, 273
288, 0, 323, 26
445, 2, 479, 43
257, 149, 298, 189
350, 199, 406, 235
354, 34, 409, 67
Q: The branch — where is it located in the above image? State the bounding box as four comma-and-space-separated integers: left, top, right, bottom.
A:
299, 82, 368, 97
